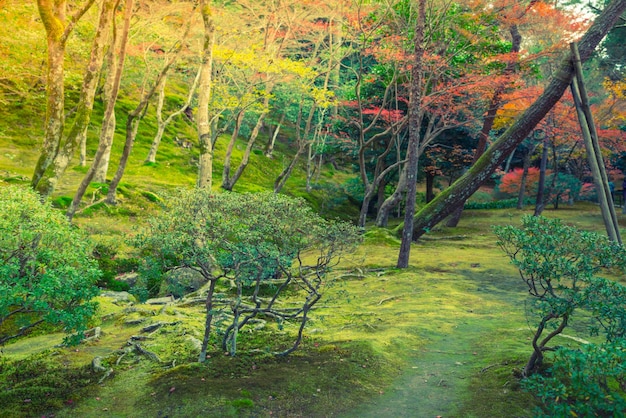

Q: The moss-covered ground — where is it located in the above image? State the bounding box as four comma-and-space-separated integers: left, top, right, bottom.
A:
2, 202, 622, 417
1, 78, 623, 416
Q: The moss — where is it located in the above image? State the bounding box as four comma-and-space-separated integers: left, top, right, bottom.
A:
0, 351, 99, 418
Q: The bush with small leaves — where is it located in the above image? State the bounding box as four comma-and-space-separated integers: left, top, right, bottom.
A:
495, 216, 626, 415
494, 215, 626, 376
132, 190, 362, 362
0, 186, 100, 345
524, 339, 626, 417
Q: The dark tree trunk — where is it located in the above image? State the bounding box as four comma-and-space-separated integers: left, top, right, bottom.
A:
397, 0, 425, 268
425, 172, 435, 203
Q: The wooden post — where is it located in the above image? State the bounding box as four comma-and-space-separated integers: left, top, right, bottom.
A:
570, 42, 622, 244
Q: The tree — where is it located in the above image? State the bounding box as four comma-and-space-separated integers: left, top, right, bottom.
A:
494, 215, 626, 377
31, 0, 116, 198
66, 0, 134, 221
196, 0, 215, 189
133, 190, 361, 362
0, 186, 100, 346
31, 0, 98, 195
406, 0, 626, 241
397, 0, 425, 268
145, 68, 200, 164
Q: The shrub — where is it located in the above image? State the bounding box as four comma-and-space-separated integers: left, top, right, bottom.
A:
497, 169, 586, 206
524, 339, 626, 417
495, 216, 626, 416
0, 186, 100, 345
92, 243, 138, 291
494, 216, 626, 376
132, 190, 362, 361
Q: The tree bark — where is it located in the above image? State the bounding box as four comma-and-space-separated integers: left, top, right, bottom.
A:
196, 1, 215, 189
146, 69, 200, 164
397, 0, 425, 268
376, 166, 406, 227
264, 112, 285, 158
34, 0, 116, 198
199, 279, 217, 363
66, 0, 133, 221
533, 136, 549, 216
32, 0, 97, 191
222, 90, 272, 191
405, 0, 626, 241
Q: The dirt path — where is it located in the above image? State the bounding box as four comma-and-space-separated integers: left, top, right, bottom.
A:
341, 265, 530, 418
343, 323, 484, 418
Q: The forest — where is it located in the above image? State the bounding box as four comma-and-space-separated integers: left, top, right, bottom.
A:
0, 0, 625, 416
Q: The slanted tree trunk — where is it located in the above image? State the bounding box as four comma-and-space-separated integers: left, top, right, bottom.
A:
222, 89, 273, 191
32, 0, 97, 192
199, 278, 217, 363
104, 7, 196, 202
66, 0, 133, 221
397, 0, 425, 268
264, 112, 285, 158
405, 0, 626, 241
196, 0, 215, 189
106, 40, 191, 203
376, 166, 406, 227
146, 68, 200, 164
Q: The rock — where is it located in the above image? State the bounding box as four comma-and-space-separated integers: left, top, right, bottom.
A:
115, 272, 139, 288
145, 295, 175, 305
124, 318, 146, 326
100, 291, 136, 304
186, 336, 203, 353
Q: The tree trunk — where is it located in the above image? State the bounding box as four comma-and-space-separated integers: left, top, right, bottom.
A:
196, 1, 215, 189
425, 172, 435, 203
199, 278, 217, 363
66, 0, 133, 221
146, 68, 200, 164
397, 0, 425, 268
32, 0, 98, 190
306, 142, 314, 192
516, 147, 535, 209
32, 1, 70, 189
264, 112, 285, 158
34, 0, 116, 198
106, 7, 195, 202
571, 42, 621, 244
221, 110, 245, 189
405, 0, 626, 241
446, 24, 522, 227
273, 100, 316, 193
358, 184, 375, 228
534, 137, 549, 216
274, 143, 306, 193
376, 166, 406, 227
93, 113, 115, 183
222, 91, 272, 191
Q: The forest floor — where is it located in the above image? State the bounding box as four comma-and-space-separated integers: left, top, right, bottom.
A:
2, 204, 619, 417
